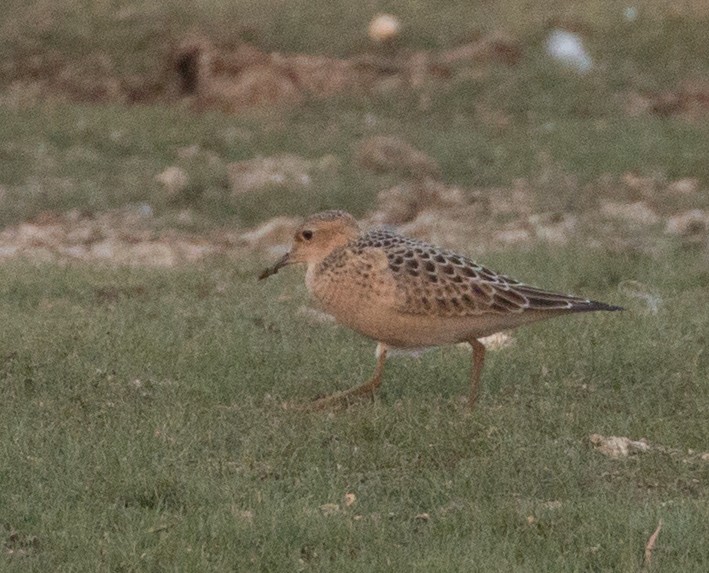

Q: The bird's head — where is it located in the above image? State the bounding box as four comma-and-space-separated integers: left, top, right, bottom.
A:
258, 210, 360, 280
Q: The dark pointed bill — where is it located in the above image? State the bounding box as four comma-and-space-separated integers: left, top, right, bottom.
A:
258, 252, 290, 280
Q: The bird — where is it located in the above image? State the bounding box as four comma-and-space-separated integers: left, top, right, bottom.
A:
259, 210, 622, 410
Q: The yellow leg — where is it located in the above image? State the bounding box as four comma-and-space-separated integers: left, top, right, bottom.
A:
468, 339, 486, 409
307, 343, 388, 411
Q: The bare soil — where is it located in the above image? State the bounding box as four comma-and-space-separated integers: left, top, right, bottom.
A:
1, 156, 706, 267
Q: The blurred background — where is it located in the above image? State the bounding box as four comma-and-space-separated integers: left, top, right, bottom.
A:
1, 0, 707, 263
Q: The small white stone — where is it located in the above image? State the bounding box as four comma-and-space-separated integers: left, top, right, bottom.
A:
368, 14, 401, 43
155, 166, 189, 197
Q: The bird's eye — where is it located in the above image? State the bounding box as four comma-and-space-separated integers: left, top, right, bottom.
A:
301, 230, 313, 241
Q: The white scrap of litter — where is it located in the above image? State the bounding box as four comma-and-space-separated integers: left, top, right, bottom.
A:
480, 332, 515, 350
545, 29, 593, 74
590, 434, 651, 458
624, 7, 638, 22
454, 332, 514, 352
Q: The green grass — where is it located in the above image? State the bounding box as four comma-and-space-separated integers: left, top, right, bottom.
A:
3, 0, 708, 63
0, 248, 707, 571
1, 0, 709, 569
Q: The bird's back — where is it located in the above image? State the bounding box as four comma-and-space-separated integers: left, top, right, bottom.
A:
306, 228, 621, 347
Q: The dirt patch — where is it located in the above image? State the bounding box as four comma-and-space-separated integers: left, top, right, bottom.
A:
590, 434, 651, 458
0, 204, 305, 266
665, 209, 709, 241
231, 166, 704, 258
363, 172, 707, 255
0, 150, 706, 267
623, 80, 709, 120
174, 36, 522, 112
0, 206, 231, 267
228, 154, 339, 195
354, 136, 442, 181
1, 33, 520, 111
590, 434, 709, 463
155, 166, 190, 198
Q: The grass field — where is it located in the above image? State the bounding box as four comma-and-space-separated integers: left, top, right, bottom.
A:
0, 250, 707, 571
1, 1, 708, 571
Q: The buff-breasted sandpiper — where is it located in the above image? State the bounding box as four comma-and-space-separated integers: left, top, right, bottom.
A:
259, 210, 622, 410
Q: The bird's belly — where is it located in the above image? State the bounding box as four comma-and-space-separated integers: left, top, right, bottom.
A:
322, 303, 514, 348
310, 264, 557, 347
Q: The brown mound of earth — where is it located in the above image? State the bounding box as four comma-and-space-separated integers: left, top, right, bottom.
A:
3, 34, 521, 111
